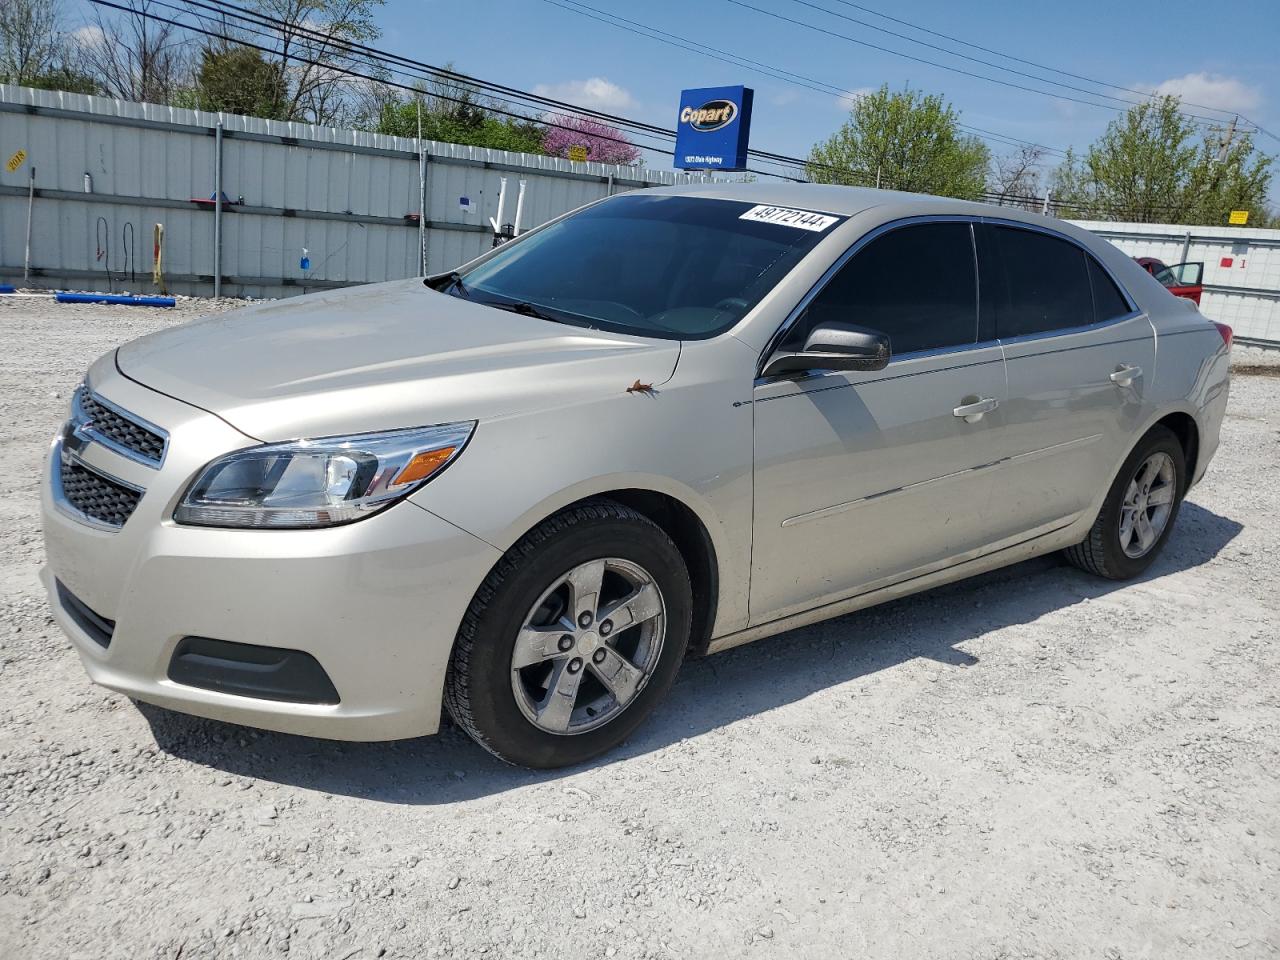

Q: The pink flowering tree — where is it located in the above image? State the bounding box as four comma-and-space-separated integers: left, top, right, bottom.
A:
542, 113, 641, 165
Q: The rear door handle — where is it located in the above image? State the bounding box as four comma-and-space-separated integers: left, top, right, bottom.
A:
1110, 364, 1142, 387
953, 397, 999, 423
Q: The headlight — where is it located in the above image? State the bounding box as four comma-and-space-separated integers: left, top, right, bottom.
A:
174, 422, 475, 528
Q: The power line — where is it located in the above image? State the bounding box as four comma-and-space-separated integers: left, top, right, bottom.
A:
538, 0, 1068, 158
823, 0, 1275, 136
179, 0, 669, 135
134, 0, 1073, 179
173, 0, 824, 178
90, 0, 674, 158
783, 0, 1170, 115
99, 0, 1185, 197
187, 0, 1058, 173
91, 0, 819, 181
79, 1, 1208, 221
177, 0, 871, 179
724, 0, 1254, 133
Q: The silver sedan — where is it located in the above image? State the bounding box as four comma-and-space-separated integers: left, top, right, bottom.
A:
41, 184, 1232, 768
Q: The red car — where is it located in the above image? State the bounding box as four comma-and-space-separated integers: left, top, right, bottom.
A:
1134, 256, 1204, 305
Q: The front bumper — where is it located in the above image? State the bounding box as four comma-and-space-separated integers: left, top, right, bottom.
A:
41, 360, 501, 741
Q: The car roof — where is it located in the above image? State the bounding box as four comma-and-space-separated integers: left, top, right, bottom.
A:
641, 181, 1033, 223
637, 181, 1164, 313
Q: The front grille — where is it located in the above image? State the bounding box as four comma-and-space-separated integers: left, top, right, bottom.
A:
78, 391, 166, 464
59, 458, 142, 528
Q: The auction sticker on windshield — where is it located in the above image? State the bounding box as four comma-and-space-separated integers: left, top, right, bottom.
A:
739, 205, 839, 232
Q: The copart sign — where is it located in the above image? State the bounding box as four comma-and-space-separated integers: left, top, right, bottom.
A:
674, 85, 753, 172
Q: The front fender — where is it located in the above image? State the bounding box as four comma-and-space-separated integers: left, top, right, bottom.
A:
409, 386, 754, 638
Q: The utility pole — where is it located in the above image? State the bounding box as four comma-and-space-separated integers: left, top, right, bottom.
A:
1217, 116, 1238, 163
417, 99, 427, 276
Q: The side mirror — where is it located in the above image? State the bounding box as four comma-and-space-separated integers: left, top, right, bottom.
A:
762, 322, 891, 378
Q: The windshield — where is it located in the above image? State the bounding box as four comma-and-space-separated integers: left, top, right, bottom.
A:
450, 194, 843, 340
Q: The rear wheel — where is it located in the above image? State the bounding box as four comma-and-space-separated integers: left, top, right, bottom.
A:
1064, 425, 1186, 580
444, 500, 692, 768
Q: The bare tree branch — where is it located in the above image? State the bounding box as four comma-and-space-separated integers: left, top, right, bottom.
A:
77, 0, 190, 103
990, 145, 1044, 209
0, 0, 65, 83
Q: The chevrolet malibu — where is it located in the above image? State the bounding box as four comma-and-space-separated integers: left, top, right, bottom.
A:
42, 185, 1232, 768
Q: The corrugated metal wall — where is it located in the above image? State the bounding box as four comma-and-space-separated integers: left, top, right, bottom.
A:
1071, 220, 1280, 346
0, 85, 689, 298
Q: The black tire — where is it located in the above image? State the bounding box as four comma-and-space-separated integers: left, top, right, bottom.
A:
1064, 425, 1186, 580
444, 499, 692, 768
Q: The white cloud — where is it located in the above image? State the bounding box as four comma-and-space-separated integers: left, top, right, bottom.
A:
71, 25, 107, 49
531, 77, 637, 112
1145, 72, 1262, 113
833, 87, 874, 113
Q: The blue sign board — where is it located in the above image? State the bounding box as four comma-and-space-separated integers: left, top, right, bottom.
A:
674, 85, 753, 171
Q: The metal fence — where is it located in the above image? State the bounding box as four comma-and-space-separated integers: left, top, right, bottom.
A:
1070, 220, 1280, 347
0, 84, 689, 299
3, 84, 1278, 348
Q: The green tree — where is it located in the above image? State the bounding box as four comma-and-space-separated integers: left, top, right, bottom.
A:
368, 73, 547, 155
807, 84, 990, 199
6, 64, 97, 93
1183, 127, 1273, 226
1047, 147, 1092, 216
1050, 96, 1273, 224
378, 99, 545, 153
192, 44, 287, 117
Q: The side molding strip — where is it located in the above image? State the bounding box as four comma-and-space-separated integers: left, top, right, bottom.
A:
780, 434, 1103, 528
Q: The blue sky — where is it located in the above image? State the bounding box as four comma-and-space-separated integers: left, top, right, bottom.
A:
375, 0, 1279, 185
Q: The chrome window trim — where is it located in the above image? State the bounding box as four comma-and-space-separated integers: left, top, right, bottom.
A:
50, 430, 146, 531
995, 311, 1147, 350
756, 214, 982, 380
756, 212, 1147, 380
73, 383, 169, 469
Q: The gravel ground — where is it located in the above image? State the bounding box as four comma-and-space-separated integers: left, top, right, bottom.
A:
2, 296, 1278, 959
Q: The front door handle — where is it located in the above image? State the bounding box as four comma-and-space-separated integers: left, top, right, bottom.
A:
953, 397, 999, 423
1110, 364, 1143, 387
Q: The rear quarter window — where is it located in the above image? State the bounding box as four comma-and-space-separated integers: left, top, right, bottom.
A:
1087, 256, 1133, 323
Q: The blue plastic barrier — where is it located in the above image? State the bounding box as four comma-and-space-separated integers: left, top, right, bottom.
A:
54, 292, 176, 308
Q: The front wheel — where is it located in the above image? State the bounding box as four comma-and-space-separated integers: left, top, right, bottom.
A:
444, 500, 692, 768
1064, 425, 1186, 580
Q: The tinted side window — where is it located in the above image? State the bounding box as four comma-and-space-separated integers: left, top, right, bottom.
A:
790, 222, 977, 356
1087, 256, 1131, 323
992, 226, 1093, 338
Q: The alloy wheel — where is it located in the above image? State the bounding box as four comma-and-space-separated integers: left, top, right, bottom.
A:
510, 558, 666, 735
1118, 451, 1176, 558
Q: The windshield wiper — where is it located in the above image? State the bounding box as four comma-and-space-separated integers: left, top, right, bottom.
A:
489, 300, 572, 324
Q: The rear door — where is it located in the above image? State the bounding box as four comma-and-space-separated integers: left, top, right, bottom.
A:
750, 220, 1008, 624
979, 222, 1156, 543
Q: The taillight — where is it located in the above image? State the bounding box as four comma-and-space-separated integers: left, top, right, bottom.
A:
1213, 322, 1233, 349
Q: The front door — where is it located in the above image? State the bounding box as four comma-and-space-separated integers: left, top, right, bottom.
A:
749, 220, 1009, 625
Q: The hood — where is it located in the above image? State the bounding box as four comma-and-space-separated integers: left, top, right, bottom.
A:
115, 279, 681, 441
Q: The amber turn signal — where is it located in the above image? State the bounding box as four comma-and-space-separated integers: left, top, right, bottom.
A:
392, 446, 457, 486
